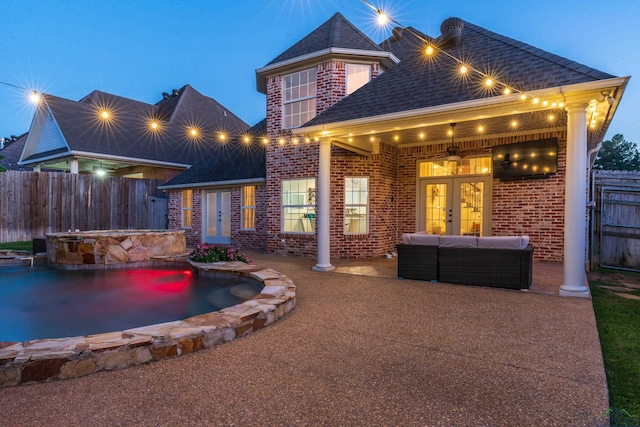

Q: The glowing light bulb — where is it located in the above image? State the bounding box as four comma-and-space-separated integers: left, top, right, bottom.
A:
478, 126, 484, 133
218, 133, 227, 141
305, 137, 310, 143
460, 65, 468, 74
348, 137, 353, 142
190, 128, 198, 136
150, 121, 159, 130
485, 78, 493, 87
548, 115, 555, 121
532, 97, 539, 104
262, 138, 269, 145
542, 100, 549, 107
278, 138, 285, 145
425, 45, 435, 56
100, 110, 110, 119
243, 135, 250, 143
393, 135, 399, 141
511, 120, 518, 128
29, 91, 40, 104
418, 132, 425, 139
96, 168, 106, 177
551, 101, 558, 107
292, 137, 299, 145
503, 87, 511, 95
376, 10, 389, 25
520, 94, 527, 101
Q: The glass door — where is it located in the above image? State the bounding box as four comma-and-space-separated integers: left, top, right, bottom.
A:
204, 190, 231, 244
420, 180, 451, 235
419, 177, 490, 236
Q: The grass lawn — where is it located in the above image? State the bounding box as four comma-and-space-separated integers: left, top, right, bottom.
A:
590, 273, 640, 422
0, 241, 32, 251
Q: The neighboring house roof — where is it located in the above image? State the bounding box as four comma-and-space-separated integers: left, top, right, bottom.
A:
303, 19, 616, 127
266, 12, 385, 66
0, 134, 30, 171
20, 85, 249, 168
160, 119, 267, 189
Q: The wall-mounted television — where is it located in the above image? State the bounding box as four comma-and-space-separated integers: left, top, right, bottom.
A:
492, 137, 558, 181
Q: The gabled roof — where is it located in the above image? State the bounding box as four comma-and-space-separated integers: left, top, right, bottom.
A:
21, 85, 249, 168
256, 13, 398, 94
266, 12, 384, 66
160, 119, 267, 189
303, 19, 616, 127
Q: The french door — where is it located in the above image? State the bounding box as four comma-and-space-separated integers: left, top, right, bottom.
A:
204, 190, 231, 244
419, 177, 491, 236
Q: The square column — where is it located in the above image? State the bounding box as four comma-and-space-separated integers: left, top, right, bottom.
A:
559, 102, 590, 297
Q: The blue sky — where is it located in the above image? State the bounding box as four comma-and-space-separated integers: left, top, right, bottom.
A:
1, 0, 638, 145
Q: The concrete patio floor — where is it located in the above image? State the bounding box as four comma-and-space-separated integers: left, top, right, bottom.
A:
0, 251, 608, 426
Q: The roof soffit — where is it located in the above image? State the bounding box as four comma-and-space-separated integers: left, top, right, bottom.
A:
291, 77, 628, 152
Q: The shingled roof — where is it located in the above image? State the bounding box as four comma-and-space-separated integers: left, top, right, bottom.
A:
161, 119, 266, 188
22, 85, 249, 167
303, 18, 616, 127
266, 12, 384, 66
0, 134, 30, 171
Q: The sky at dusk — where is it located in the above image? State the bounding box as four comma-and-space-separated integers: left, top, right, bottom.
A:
1, 0, 638, 145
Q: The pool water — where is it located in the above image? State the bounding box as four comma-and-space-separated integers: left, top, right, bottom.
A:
0, 265, 263, 342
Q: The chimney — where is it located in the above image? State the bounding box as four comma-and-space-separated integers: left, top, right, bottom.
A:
172, 89, 179, 96
162, 92, 170, 99
439, 17, 464, 48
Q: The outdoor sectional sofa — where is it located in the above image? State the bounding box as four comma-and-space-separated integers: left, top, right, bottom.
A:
396, 234, 534, 290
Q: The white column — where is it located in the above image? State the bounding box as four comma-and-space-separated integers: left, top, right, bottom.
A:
559, 102, 590, 297
313, 137, 335, 272
70, 158, 79, 174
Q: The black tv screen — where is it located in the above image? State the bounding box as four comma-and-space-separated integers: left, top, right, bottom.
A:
493, 137, 558, 181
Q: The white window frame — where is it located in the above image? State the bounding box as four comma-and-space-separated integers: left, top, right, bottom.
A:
182, 189, 193, 228
344, 176, 369, 234
346, 63, 371, 95
241, 185, 256, 230
282, 178, 316, 234
282, 68, 317, 129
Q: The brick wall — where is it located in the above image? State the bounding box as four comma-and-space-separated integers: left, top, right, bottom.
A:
168, 186, 267, 251
230, 184, 267, 251
396, 131, 567, 261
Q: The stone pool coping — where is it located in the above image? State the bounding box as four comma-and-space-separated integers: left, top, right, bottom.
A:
0, 260, 296, 387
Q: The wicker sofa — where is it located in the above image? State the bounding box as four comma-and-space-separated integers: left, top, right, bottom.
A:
396, 234, 534, 290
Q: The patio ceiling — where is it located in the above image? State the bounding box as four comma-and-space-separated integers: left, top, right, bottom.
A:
293, 77, 629, 155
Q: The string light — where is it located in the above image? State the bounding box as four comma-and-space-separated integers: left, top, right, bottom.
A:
0, 2, 580, 151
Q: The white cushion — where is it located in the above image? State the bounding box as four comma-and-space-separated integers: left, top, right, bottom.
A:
438, 235, 478, 248
477, 236, 523, 249
409, 234, 439, 246
401, 233, 411, 244
521, 236, 530, 249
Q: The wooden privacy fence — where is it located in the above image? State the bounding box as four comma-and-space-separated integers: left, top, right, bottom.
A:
591, 170, 640, 272
0, 171, 168, 243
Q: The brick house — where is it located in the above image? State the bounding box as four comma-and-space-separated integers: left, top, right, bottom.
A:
163, 13, 628, 297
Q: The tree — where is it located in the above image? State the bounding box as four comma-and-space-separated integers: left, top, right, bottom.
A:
593, 134, 640, 171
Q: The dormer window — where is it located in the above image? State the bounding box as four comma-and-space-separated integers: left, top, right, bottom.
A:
283, 68, 317, 129
346, 64, 371, 95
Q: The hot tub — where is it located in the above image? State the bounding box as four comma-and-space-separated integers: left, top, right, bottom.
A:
46, 230, 186, 269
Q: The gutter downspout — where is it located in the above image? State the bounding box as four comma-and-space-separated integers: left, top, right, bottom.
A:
587, 143, 602, 270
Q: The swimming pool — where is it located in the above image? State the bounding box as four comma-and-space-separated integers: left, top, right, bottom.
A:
0, 264, 263, 342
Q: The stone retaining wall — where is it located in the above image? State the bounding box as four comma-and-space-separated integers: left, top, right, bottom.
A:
46, 230, 187, 268
0, 261, 296, 387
